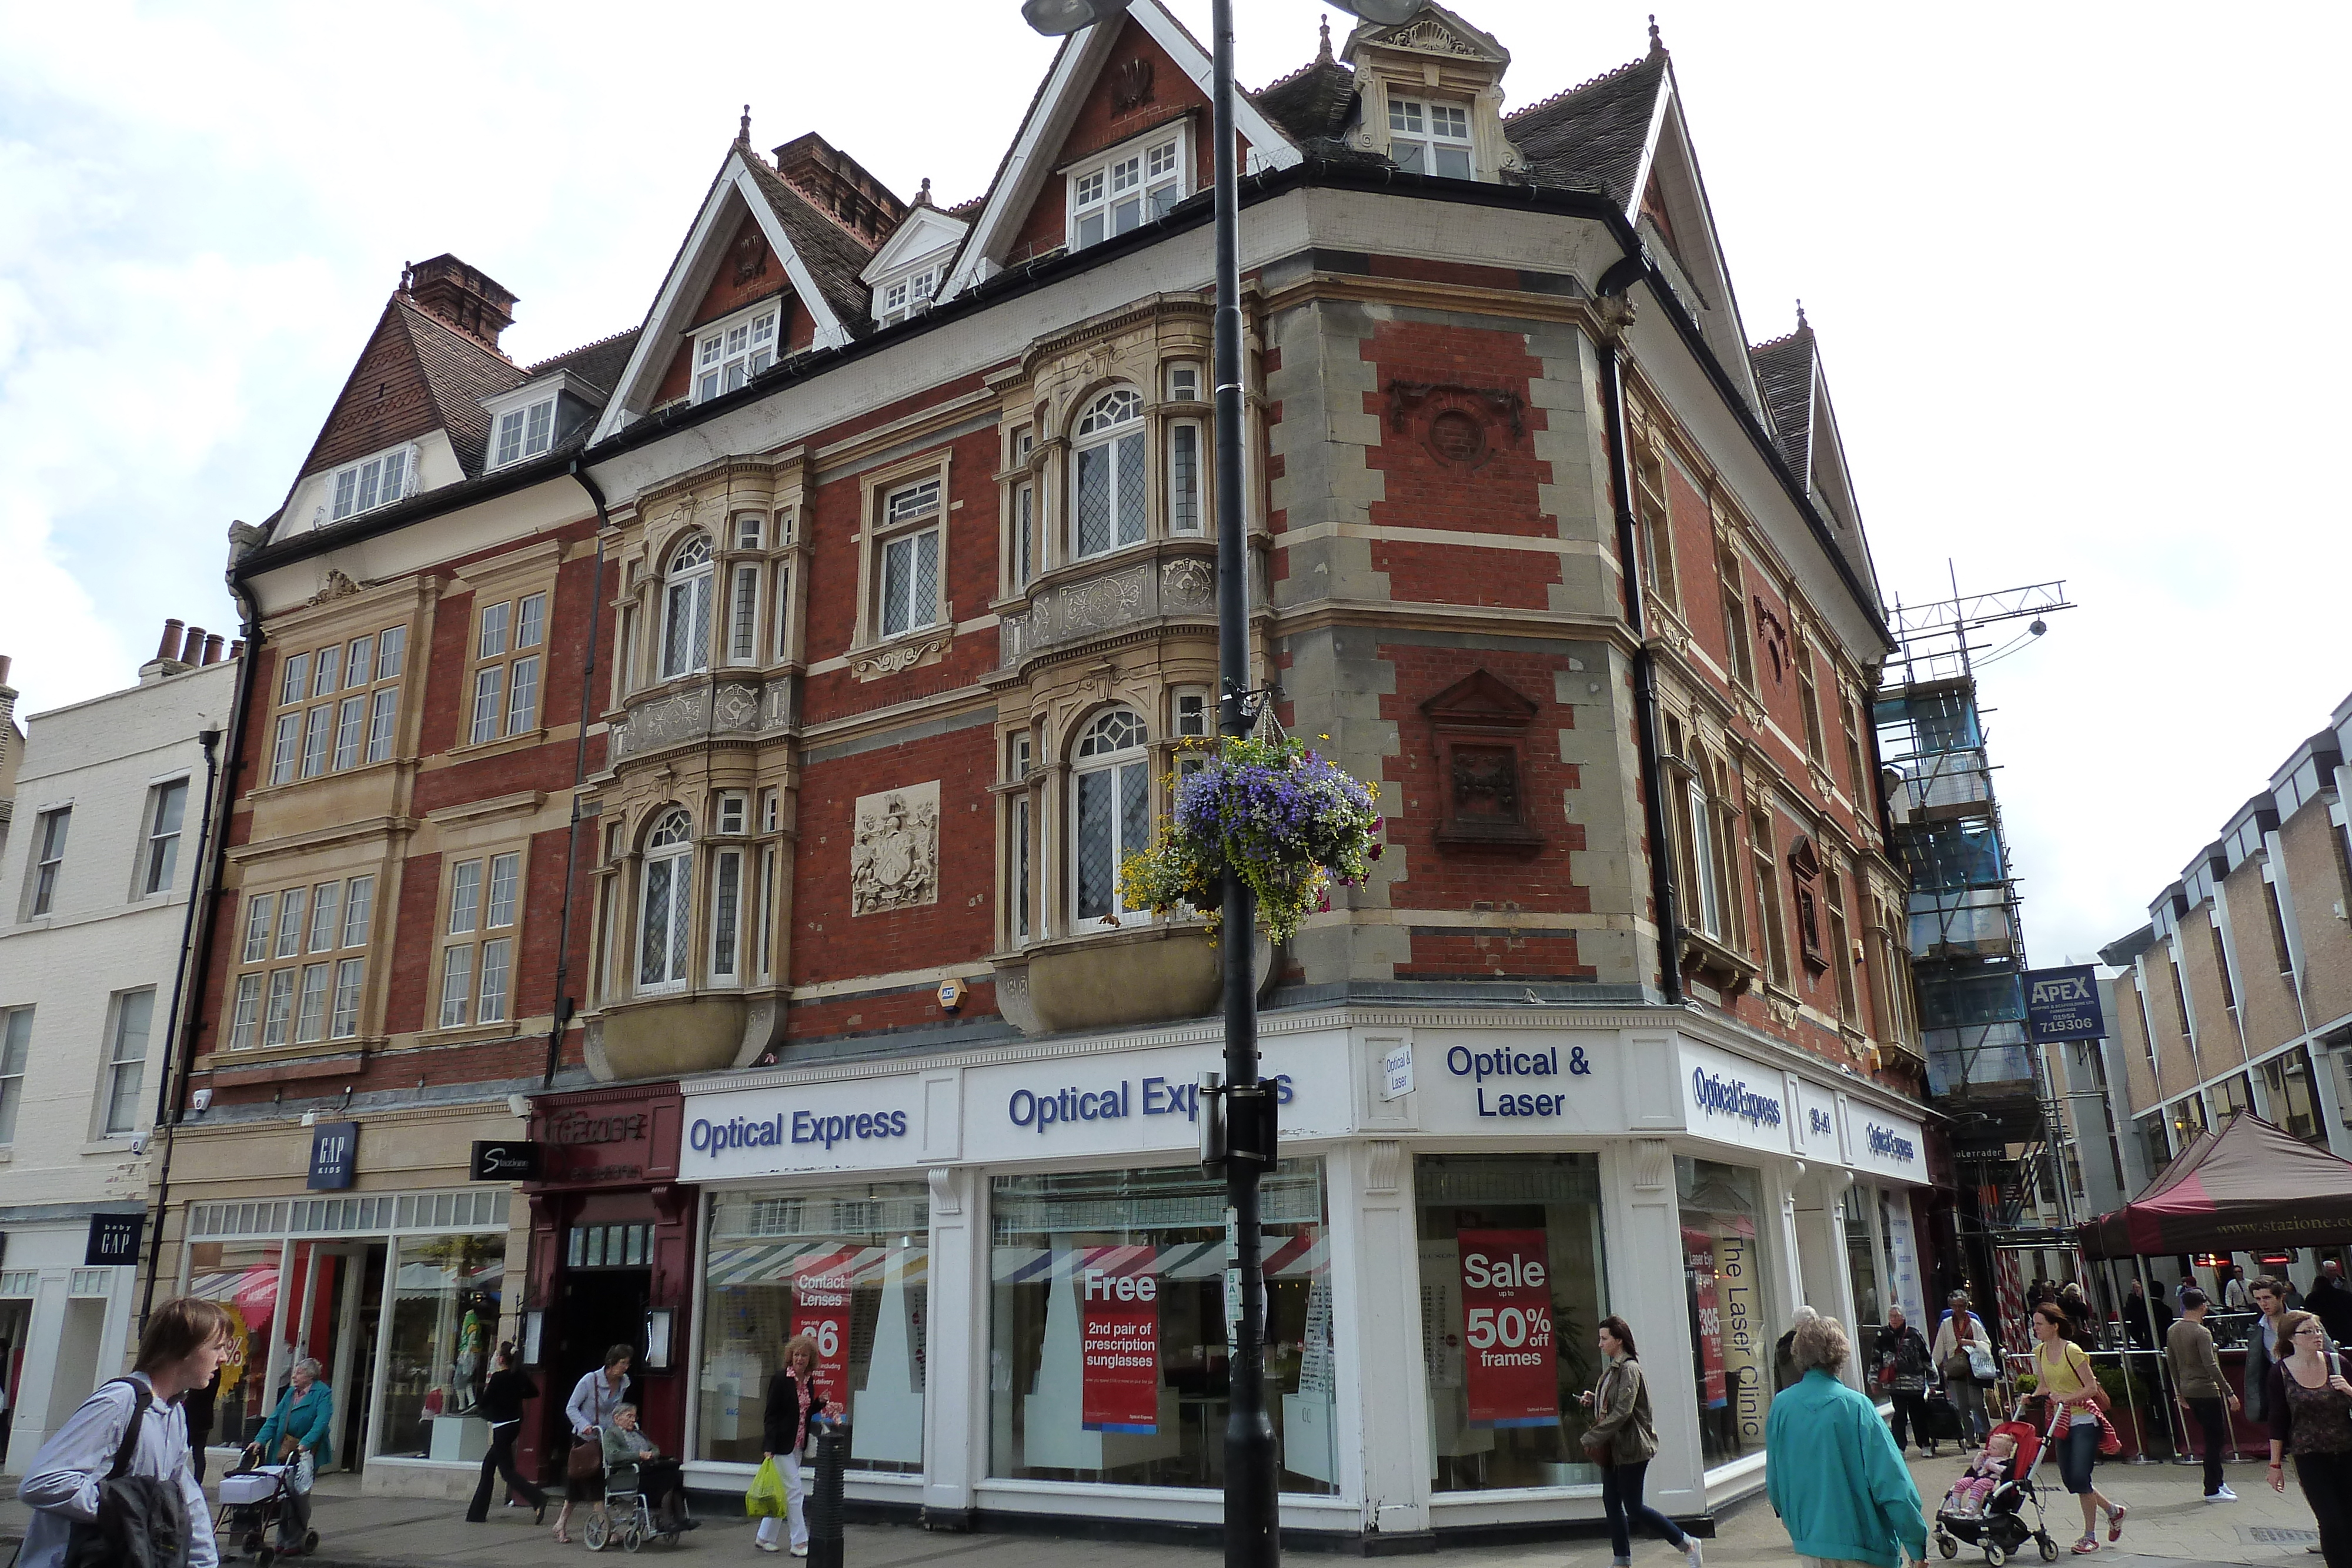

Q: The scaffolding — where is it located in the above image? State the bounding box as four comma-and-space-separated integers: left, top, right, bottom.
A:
1877, 576, 2077, 1263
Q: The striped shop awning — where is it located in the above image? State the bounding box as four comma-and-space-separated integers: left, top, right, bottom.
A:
988, 1232, 1327, 1285
704, 1243, 930, 1292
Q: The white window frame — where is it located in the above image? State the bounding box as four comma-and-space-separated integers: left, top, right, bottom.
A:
1071, 707, 1154, 929
659, 534, 716, 681
1067, 126, 1188, 252
328, 443, 415, 523
229, 874, 372, 1050
489, 394, 558, 470
142, 778, 189, 896
267, 624, 407, 783
710, 846, 744, 986
0, 1009, 29, 1145
1167, 417, 1204, 535
29, 806, 70, 917
100, 990, 155, 1136
637, 809, 695, 995
466, 590, 547, 744
691, 300, 782, 403
1071, 389, 1148, 561
874, 479, 944, 641
875, 263, 943, 326
1387, 96, 1474, 179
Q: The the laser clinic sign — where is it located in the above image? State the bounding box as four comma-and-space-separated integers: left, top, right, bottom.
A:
685, 1077, 921, 1179
1458, 1231, 1558, 1428
1680, 1042, 1789, 1155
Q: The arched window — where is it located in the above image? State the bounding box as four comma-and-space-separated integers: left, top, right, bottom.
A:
1073, 707, 1150, 924
659, 534, 714, 681
1072, 389, 1147, 560
638, 808, 694, 991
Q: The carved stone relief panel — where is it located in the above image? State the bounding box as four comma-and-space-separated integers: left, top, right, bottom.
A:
850, 780, 941, 917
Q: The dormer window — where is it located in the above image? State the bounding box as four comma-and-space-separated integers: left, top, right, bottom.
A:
329, 444, 412, 521
1068, 129, 1186, 252
490, 394, 556, 469
693, 303, 780, 403
1388, 98, 1472, 179
876, 266, 941, 326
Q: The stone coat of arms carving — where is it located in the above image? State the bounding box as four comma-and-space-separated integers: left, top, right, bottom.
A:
850, 781, 941, 916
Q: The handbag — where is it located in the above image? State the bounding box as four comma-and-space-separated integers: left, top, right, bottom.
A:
65, 1378, 191, 1568
566, 1432, 604, 1483
1966, 1340, 1998, 1385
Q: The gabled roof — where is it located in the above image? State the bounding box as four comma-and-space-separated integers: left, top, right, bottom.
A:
1747, 314, 1884, 613
1505, 52, 1669, 208
590, 138, 883, 442
1252, 50, 1367, 163
940, 0, 1303, 300
861, 198, 970, 286
286, 294, 530, 499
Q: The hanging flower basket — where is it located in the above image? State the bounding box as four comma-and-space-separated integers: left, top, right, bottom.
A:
1118, 734, 1382, 945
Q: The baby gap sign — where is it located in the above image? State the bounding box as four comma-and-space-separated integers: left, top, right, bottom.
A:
1458, 1230, 1558, 1427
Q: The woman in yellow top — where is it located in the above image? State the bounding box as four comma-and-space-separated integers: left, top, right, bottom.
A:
2029, 1303, 2126, 1554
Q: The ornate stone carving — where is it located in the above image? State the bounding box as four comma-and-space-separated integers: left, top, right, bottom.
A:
712, 682, 759, 732
850, 781, 940, 917
1161, 557, 1214, 610
761, 683, 794, 728
853, 630, 951, 681
1378, 16, 1485, 56
308, 568, 361, 606
995, 964, 1041, 1035
1059, 567, 1146, 633
1111, 57, 1154, 112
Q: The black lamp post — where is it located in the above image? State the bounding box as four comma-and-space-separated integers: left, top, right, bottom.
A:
1015, 5, 1418, 1565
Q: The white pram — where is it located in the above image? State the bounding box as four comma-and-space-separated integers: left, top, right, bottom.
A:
216, 1460, 318, 1564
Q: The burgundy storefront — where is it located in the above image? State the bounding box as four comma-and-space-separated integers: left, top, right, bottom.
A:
516, 1082, 694, 1485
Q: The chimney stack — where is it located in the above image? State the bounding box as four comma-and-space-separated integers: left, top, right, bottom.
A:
139, 616, 205, 684
156, 618, 186, 660
400, 254, 518, 350
180, 624, 208, 664
203, 634, 226, 666
229, 640, 246, 661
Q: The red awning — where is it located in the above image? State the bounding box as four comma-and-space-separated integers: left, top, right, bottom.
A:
2080, 1111, 2352, 1258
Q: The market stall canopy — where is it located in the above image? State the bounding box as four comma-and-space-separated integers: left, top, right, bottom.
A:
2080, 1111, 2352, 1256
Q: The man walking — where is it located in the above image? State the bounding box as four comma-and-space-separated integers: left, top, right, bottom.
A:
2168, 1287, 2240, 1501
2126, 1277, 2173, 1350
2303, 1259, 2352, 1350
2245, 1276, 2293, 1424
1876, 1306, 1939, 1457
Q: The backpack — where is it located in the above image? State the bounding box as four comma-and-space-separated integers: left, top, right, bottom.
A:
64, 1377, 191, 1568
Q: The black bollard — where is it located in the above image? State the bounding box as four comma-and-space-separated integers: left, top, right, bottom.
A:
807, 1420, 850, 1568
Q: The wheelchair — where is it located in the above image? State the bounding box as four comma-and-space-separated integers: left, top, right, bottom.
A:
582, 1462, 694, 1552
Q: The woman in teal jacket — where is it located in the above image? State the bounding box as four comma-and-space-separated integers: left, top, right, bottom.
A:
245, 1357, 334, 1557
1766, 1316, 1926, 1568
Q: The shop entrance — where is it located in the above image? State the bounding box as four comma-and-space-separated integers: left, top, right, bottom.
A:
554, 1266, 650, 1428
285, 1241, 385, 1474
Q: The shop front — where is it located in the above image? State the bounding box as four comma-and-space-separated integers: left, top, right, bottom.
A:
158, 1101, 532, 1497
0, 1205, 148, 1476
514, 1083, 691, 1491
673, 1008, 1928, 1544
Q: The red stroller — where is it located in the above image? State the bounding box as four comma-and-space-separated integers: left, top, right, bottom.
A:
1931, 1407, 2064, 1567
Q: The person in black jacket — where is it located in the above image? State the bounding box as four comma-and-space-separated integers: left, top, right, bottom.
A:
465, 1343, 547, 1524
757, 1335, 826, 1556
181, 1365, 220, 1482
1876, 1307, 1939, 1457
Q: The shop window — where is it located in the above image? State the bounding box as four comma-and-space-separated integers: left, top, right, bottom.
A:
1415, 1154, 1611, 1493
989, 1160, 1335, 1495
373, 1233, 503, 1460
1840, 1183, 1885, 1340
659, 534, 715, 681
185, 1239, 282, 1445
1073, 707, 1151, 925
699, 1184, 928, 1473
1072, 390, 1147, 560
638, 809, 694, 993
1421, 670, 1544, 855
1678, 1156, 1778, 1470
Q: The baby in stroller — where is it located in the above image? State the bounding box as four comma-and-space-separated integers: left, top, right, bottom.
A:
1946, 1430, 2020, 1517
1933, 1413, 2061, 1567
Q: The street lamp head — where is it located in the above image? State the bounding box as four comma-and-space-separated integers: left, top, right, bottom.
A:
1328, 0, 1426, 23
1021, 0, 1131, 35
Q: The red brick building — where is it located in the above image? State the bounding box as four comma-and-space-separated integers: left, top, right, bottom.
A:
156, 2, 1933, 1536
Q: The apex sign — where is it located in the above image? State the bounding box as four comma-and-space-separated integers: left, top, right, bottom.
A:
2024, 965, 2106, 1042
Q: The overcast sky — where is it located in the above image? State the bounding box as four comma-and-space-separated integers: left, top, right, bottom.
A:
2, 2, 2346, 963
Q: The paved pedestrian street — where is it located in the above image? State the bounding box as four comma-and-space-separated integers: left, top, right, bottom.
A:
0, 1453, 2323, 1568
